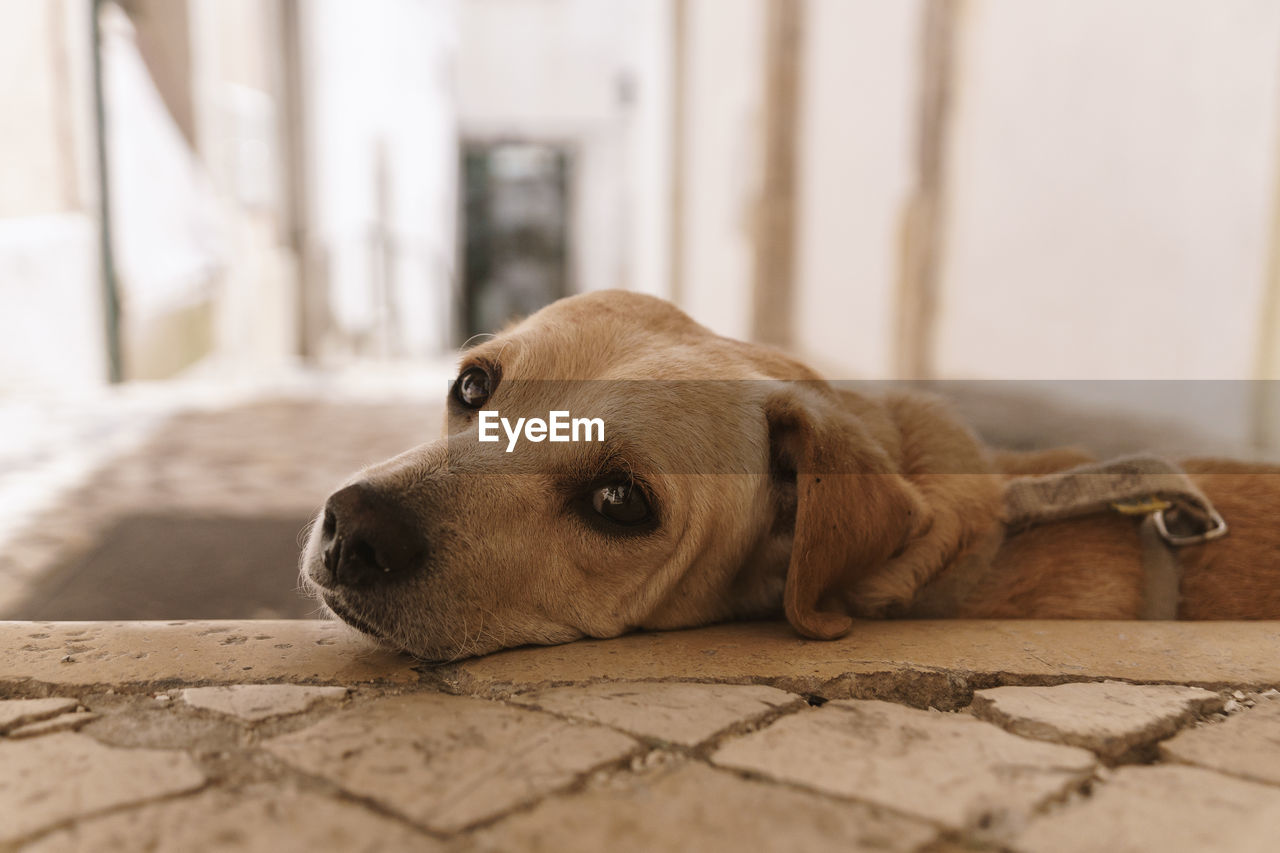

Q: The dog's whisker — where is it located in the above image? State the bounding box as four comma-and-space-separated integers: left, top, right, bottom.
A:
458, 332, 495, 353
297, 513, 319, 550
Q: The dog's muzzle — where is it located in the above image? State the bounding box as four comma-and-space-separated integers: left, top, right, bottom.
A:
316, 481, 428, 590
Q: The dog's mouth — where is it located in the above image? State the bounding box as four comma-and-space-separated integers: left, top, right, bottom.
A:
322, 592, 388, 642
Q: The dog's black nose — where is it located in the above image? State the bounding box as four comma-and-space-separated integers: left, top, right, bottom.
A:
321, 482, 426, 588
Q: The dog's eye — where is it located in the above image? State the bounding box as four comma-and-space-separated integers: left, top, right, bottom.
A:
591, 481, 652, 526
453, 366, 492, 409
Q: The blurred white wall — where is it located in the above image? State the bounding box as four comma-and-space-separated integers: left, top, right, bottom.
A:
0, 0, 298, 387
103, 5, 224, 343
659, 0, 1280, 447
0, 0, 102, 391
931, 0, 1280, 443
0, 0, 89, 219
0, 218, 104, 392
936, 0, 1280, 383
792, 0, 923, 378
302, 0, 457, 360
674, 0, 767, 341
0, 0, 463, 387
621, 0, 675, 303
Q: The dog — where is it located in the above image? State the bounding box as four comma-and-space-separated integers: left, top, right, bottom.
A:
300, 291, 1280, 660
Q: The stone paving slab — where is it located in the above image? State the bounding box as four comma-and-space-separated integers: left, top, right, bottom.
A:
0, 620, 415, 687
510, 681, 801, 746
473, 760, 939, 852
1015, 764, 1280, 853
712, 699, 1096, 832
1161, 695, 1280, 786
179, 684, 350, 721
20, 784, 447, 853
264, 693, 641, 833
971, 682, 1224, 762
436, 620, 1280, 701
0, 732, 207, 845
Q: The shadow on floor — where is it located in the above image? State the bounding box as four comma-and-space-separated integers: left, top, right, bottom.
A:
5, 514, 319, 620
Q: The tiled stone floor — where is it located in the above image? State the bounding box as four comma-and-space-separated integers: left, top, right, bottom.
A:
2, 619, 1279, 851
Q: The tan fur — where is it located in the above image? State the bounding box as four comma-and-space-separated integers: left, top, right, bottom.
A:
301, 291, 1280, 660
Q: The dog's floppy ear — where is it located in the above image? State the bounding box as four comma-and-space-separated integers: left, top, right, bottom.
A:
766, 386, 930, 640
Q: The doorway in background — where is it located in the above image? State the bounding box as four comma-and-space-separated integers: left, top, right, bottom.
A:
460, 142, 571, 342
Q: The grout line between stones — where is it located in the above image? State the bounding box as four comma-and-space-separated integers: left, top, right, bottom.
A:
438, 746, 650, 837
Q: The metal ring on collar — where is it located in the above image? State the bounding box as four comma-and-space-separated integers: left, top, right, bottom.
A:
1152, 504, 1229, 546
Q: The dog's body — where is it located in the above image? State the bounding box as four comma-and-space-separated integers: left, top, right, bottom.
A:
301, 291, 1280, 660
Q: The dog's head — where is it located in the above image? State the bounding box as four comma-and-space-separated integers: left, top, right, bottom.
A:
300, 291, 929, 660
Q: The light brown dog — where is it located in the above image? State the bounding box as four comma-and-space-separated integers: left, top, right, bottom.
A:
300, 291, 1280, 660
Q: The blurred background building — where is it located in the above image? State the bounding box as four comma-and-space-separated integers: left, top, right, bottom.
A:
2, 0, 1280, 618
4, 0, 1280, 433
